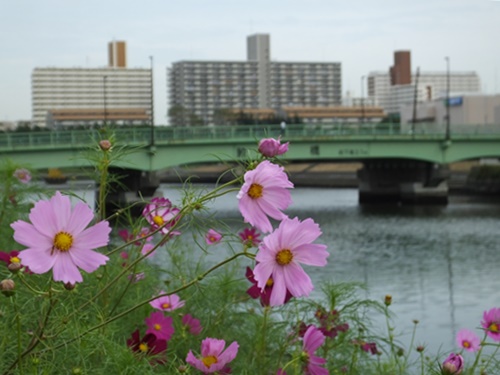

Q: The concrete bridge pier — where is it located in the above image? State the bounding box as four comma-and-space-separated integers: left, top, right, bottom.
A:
357, 159, 449, 204
105, 168, 160, 210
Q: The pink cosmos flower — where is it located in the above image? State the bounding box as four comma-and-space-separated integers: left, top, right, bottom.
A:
245, 266, 292, 307
258, 137, 289, 158
239, 227, 261, 247
150, 291, 185, 311
237, 160, 293, 233
481, 307, 500, 342
456, 329, 480, 352
442, 353, 464, 374
205, 229, 222, 245
142, 197, 181, 236
145, 311, 175, 341
13, 168, 31, 184
253, 217, 329, 306
302, 325, 328, 375
182, 314, 203, 335
186, 338, 239, 374
141, 243, 157, 258
11, 191, 110, 284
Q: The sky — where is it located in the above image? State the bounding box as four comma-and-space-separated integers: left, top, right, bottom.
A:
1, 0, 499, 125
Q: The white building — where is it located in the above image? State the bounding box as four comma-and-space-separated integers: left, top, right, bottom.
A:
168, 34, 342, 126
400, 94, 500, 134
31, 42, 153, 128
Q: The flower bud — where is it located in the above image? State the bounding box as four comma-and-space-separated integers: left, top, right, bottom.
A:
178, 365, 188, 373
442, 353, 464, 374
384, 294, 392, 306
258, 137, 289, 157
8, 262, 22, 273
99, 139, 112, 151
416, 345, 425, 353
0, 279, 15, 297
64, 282, 76, 291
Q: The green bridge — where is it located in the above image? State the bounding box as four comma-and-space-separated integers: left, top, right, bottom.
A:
1, 123, 500, 171
2, 123, 499, 204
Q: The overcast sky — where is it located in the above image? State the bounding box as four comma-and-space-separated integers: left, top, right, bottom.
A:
1, 0, 499, 124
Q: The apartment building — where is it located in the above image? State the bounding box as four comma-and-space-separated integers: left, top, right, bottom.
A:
168, 34, 342, 126
31, 41, 153, 128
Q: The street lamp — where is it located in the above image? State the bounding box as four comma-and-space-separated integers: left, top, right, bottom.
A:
149, 56, 155, 146
361, 75, 366, 124
103, 75, 108, 127
445, 56, 450, 140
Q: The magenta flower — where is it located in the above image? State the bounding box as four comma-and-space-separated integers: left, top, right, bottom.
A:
456, 329, 480, 352
11, 191, 110, 284
442, 353, 464, 374
142, 197, 181, 236
302, 325, 328, 375
481, 307, 500, 342
127, 329, 167, 358
150, 291, 185, 311
239, 227, 261, 247
13, 168, 31, 184
186, 338, 239, 373
258, 137, 289, 158
253, 217, 329, 306
237, 160, 293, 233
245, 266, 292, 307
182, 314, 203, 335
145, 311, 175, 341
205, 229, 222, 245
118, 227, 152, 245
0, 250, 31, 273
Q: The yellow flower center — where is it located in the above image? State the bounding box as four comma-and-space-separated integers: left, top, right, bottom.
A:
266, 278, 274, 287
490, 323, 499, 333
53, 232, 73, 252
153, 215, 164, 226
202, 355, 218, 368
10, 256, 21, 264
161, 302, 170, 309
463, 341, 470, 348
247, 235, 253, 240
247, 183, 263, 199
210, 236, 217, 242
139, 343, 148, 352
154, 324, 161, 331
276, 249, 293, 266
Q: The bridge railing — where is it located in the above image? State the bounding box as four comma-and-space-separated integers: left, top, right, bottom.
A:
1, 123, 500, 150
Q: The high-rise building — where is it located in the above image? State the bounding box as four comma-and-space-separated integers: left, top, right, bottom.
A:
108, 41, 127, 68
367, 51, 481, 116
168, 34, 342, 126
32, 42, 152, 128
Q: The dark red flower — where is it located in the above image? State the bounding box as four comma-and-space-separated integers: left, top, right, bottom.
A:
127, 329, 167, 361
0, 250, 31, 273
245, 267, 292, 307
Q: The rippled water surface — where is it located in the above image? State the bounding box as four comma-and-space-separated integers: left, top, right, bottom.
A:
158, 184, 500, 355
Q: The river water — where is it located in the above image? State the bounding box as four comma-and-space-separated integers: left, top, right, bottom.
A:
156, 184, 500, 358
57, 182, 500, 358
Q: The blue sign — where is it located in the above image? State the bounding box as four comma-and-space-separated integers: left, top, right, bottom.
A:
446, 97, 463, 107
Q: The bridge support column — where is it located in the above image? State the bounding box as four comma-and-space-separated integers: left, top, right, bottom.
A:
105, 168, 160, 211
357, 159, 449, 204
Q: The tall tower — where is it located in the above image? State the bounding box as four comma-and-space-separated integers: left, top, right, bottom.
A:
390, 50, 411, 85
108, 41, 127, 68
247, 34, 270, 108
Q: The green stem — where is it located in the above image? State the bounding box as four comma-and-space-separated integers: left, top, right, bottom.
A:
12, 295, 24, 375
470, 332, 488, 372
98, 154, 109, 221
40, 252, 250, 354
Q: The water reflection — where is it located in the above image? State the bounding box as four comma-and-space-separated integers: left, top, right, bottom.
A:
155, 185, 500, 357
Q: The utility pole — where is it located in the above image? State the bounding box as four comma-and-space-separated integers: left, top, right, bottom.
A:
411, 67, 420, 135
103, 75, 107, 126
361, 75, 366, 124
149, 56, 155, 146
445, 56, 451, 141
